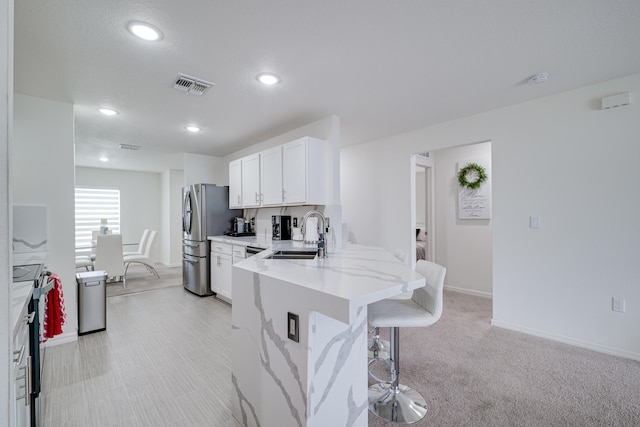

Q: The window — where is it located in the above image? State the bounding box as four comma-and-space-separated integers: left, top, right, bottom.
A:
75, 187, 121, 251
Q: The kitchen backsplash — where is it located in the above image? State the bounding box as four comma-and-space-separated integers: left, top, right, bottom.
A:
13, 205, 47, 253
243, 206, 327, 238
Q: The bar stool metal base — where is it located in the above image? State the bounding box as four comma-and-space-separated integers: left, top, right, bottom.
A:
368, 337, 390, 360
368, 382, 427, 424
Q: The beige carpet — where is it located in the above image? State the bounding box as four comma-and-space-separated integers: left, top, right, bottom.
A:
368, 291, 640, 427
106, 264, 182, 297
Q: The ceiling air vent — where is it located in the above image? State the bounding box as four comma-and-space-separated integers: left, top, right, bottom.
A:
173, 73, 213, 96
119, 144, 141, 150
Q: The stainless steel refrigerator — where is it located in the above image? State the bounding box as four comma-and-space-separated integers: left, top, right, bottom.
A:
182, 184, 241, 296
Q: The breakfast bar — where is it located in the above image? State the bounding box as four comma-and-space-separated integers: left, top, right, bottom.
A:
231, 244, 425, 426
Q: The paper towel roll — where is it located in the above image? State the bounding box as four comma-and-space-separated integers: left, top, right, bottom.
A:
304, 217, 319, 242
292, 227, 304, 241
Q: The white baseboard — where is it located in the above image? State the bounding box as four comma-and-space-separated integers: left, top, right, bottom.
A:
444, 285, 492, 299
491, 319, 640, 362
41, 330, 77, 347
158, 262, 182, 268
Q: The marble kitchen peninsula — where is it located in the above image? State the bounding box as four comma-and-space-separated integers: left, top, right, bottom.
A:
231, 244, 426, 427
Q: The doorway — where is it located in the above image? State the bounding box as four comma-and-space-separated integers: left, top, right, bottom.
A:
411, 142, 493, 298
411, 153, 434, 268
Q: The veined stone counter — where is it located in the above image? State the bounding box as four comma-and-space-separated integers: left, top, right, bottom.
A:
231, 244, 425, 427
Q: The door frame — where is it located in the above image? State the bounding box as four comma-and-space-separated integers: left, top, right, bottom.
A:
410, 153, 435, 268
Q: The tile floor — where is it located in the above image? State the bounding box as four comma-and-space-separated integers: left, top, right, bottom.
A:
41, 285, 234, 426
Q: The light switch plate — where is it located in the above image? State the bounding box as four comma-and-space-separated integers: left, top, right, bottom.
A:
530, 216, 541, 229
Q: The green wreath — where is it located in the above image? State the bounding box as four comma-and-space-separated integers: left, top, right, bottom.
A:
458, 162, 488, 190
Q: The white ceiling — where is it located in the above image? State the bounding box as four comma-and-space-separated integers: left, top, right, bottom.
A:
13, 0, 640, 172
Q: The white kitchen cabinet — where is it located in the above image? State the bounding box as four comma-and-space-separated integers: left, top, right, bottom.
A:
282, 137, 326, 205
232, 245, 246, 263
260, 146, 283, 206
228, 136, 326, 208
211, 242, 233, 303
229, 159, 242, 208
241, 154, 261, 208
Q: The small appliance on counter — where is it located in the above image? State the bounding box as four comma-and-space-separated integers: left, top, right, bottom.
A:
225, 217, 256, 237
272, 215, 292, 240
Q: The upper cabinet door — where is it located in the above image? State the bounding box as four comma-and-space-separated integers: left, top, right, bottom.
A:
282, 139, 307, 204
229, 160, 242, 208
242, 153, 261, 207
228, 136, 326, 208
261, 146, 283, 206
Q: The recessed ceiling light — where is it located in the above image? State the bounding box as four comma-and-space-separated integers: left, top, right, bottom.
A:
98, 108, 118, 116
186, 126, 201, 133
256, 73, 281, 85
127, 21, 163, 41
99, 156, 109, 162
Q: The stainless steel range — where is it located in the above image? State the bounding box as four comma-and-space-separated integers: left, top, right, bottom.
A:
13, 263, 51, 427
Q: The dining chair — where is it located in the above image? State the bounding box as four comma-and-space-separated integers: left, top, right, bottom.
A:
123, 229, 149, 257
93, 234, 126, 287
124, 230, 159, 279
75, 255, 93, 271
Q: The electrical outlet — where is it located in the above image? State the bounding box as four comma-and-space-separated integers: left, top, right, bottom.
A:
287, 312, 299, 342
292, 217, 297, 227
612, 297, 625, 313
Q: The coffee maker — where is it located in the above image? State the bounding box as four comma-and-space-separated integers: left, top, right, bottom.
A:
272, 215, 292, 240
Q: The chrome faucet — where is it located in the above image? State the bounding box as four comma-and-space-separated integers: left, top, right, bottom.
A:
301, 210, 327, 258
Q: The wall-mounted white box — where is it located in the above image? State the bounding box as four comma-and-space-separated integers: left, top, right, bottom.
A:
601, 92, 631, 110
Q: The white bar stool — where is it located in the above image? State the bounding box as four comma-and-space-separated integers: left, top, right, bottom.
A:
367, 259, 446, 424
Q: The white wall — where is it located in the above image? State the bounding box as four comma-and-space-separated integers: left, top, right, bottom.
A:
415, 170, 425, 228
341, 73, 640, 360
75, 167, 162, 263
184, 153, 225, 186
432, 142, 492, 297
161, 169, 184, 267
13, 94, 76, 346
1, 0, 13, 421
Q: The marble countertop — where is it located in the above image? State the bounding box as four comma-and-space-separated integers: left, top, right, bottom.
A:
208, 235, 271, 247
12, 279, 34, 341
233, 243, 425, 325
208, 235, 322, 252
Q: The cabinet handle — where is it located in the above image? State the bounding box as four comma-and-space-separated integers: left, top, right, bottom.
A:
25, 311, 36, 324
15, 356, 31, 406
13, 345, 25, 364
237, 194, 241, 204
217, 255, 221, 267
255, 192, 259, 203
26, 356, 32, 405
282, 188, 286, 201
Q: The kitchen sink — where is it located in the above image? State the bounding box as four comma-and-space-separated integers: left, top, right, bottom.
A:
266, 250, 317, 260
